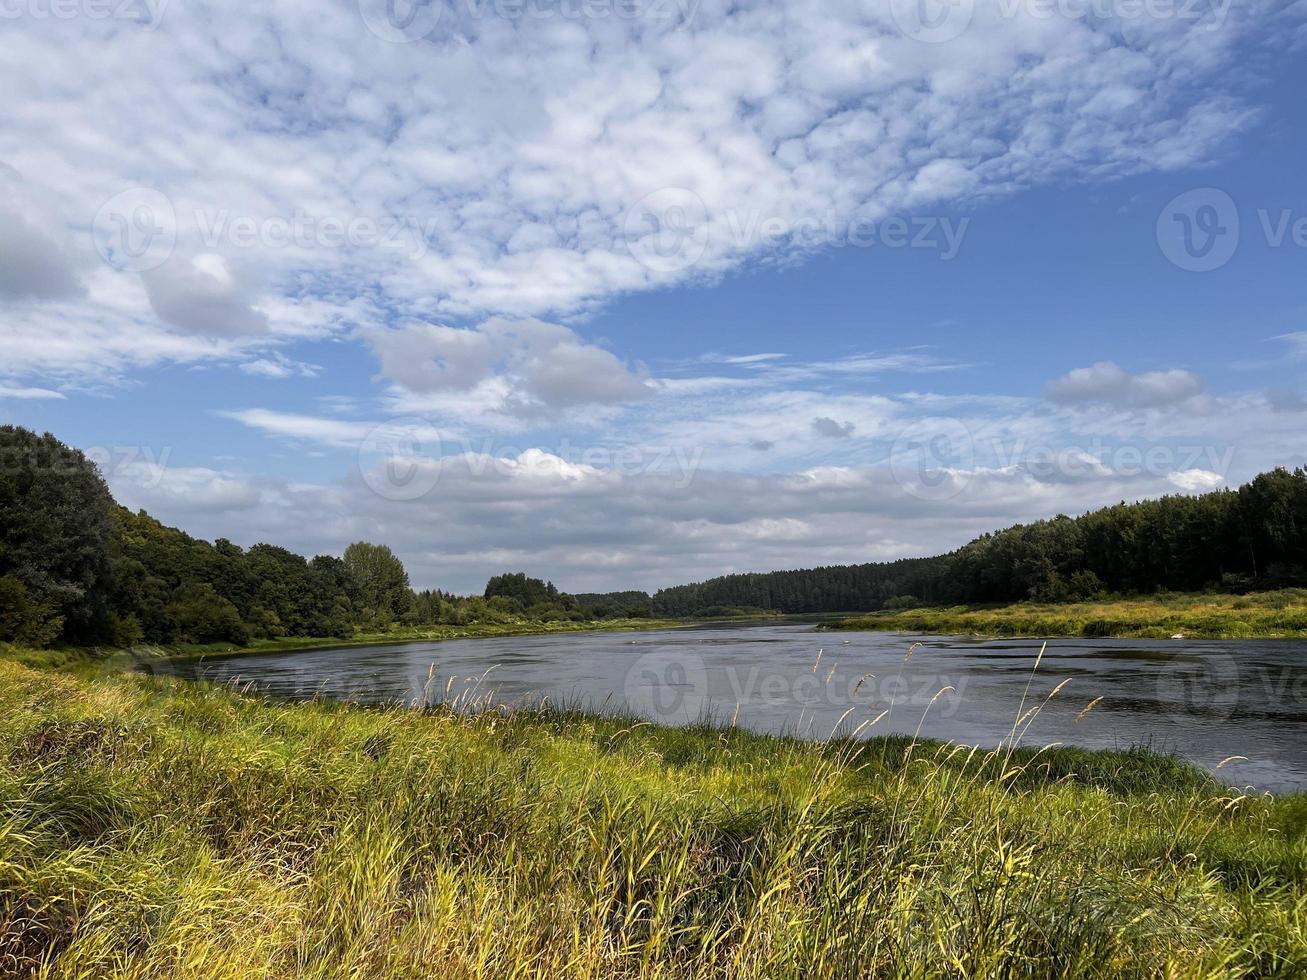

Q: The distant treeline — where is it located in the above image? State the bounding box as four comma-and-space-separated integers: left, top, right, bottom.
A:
5, 426, 1306, 643
0, 427, 621, 648
649, 468, 1307, 616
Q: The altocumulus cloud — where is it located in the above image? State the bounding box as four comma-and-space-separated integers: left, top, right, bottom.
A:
1046, 362, 1205, 409
0, 0, 1287, 381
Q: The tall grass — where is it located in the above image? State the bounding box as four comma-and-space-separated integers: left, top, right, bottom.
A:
827, 589, 1307, 639
0, 648, 1303, 978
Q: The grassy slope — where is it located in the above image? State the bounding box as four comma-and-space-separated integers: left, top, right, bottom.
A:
97, 617, 684, 663
1, 649, 1304, 978
824, 589, 1307, 639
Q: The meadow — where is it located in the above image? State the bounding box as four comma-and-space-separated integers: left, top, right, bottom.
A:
825, 590, 1307, 640
1, 643, 1304, 978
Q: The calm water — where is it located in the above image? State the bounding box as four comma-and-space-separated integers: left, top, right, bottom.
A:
152, 624, 1307, 794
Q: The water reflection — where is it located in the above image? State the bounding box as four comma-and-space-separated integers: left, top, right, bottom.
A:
150, 624, 1307, 794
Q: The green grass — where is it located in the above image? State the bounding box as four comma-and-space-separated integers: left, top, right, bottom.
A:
0, 646, 1303, 978
108, 617, 685, 662
824, 589, 1307, 639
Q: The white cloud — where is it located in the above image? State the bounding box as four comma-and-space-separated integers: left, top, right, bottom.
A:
0, 0, 1285, 381
365, 317, 655, 416
811, 416, 856, 438
239, 353, 322, 379
1046, 361, 1205, 408
1168, 468, 1226, 491
0, 385, 65, 400
141, 254, 268, 338
0, 208, 82, 301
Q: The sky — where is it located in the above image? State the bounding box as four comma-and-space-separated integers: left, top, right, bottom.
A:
1, 0, 1306, 593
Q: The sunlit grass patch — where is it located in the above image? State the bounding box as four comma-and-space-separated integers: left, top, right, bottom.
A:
0, 651, 1303, 978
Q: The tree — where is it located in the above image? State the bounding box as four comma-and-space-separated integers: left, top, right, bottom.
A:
0, 426, 117, 642
342, 542, 412, 625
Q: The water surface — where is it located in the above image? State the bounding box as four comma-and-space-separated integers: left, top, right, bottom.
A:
153, 624, 1307, 793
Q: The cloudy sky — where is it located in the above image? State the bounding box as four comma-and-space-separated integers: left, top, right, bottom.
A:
2, 0, 1305, 592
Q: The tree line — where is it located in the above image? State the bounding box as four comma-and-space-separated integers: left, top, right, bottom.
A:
0, 427, 603, 647
649, 467, 1307, 616
4, 426, 1305, 642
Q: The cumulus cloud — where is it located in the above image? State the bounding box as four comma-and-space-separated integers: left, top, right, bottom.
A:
365, 318, 655, 416
0, 208, 82, 301
141, 254, 268, 338
811, 416, 856, 438
1046, 362, 1204, 408
1168, 469, 1226, 491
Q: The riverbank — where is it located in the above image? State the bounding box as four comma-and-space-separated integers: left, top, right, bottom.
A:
11, 617, 684, 669
824, 589, 1307, 639
1, 646, 1303, 976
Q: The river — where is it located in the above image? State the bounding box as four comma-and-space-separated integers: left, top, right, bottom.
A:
151, 623, 1307, 794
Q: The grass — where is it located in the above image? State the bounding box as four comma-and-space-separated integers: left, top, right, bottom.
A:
0, 642, 1303, 978
103, 617, 684, 663
824, 589, 1307, 639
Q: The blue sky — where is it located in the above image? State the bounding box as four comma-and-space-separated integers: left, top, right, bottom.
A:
1, 0, 1305, 592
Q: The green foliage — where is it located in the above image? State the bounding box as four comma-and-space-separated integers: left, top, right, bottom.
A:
0, 425, 117, 641
484, 572, 565, 609
829, 589, 1307, 639
655, 468, 1307, 615
0, 655, 1302, 977
0, 575, 63, 646
342, 541, 412, 625
882, 594, 920, 610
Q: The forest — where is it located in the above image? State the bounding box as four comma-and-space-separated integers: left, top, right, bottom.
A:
4, 425, 1306, 643
0, 427, 594, 648
650, 466, 1307, 615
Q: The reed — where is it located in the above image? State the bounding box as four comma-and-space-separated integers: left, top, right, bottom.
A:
0, 645, 1303, 978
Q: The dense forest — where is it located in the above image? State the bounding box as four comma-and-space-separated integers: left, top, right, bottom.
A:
0, 427, 600, 647
651, 468, 1307, 616
4, 426, 1307, 643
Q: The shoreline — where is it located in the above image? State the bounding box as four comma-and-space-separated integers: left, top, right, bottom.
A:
821, 590, 1307, 640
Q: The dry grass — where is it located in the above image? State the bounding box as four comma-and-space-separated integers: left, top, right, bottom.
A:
0, 647, 1303, 978
827, 589, 1307, 639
